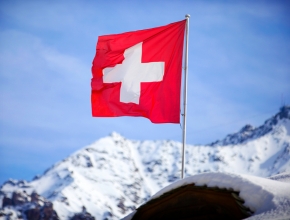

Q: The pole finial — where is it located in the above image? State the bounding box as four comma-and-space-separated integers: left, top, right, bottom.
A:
185, 14, 190, 18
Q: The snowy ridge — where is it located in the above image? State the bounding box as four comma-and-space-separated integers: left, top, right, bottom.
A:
210, 106, 290, 146
150, 172, 290, 215
122, 172, 290, 220
1, 106, 290, 219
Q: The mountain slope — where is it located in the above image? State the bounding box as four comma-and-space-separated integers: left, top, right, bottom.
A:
210, 106, 290, 146
1, 106, 290, 220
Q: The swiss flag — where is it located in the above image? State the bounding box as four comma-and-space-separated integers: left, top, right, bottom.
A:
91, 20, 186, 123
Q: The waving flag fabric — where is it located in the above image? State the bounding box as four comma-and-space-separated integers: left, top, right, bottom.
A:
91, 20, 186, 123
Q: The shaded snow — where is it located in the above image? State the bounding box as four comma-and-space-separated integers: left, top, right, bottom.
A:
122, 172, 290, 220
1, 107, 290, 219
151, 172, 290, 215
269, 172, 290, 183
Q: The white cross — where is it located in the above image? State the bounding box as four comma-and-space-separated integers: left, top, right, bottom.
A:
103, 42, 165, 104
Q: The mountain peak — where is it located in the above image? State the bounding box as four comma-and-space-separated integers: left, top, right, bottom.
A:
277, 105, 290, 120
1, 107, 290, 220
263, 105, 290, 128
239, 124, 255, 133
110, 131, 125, 140
210, 107, 290, 146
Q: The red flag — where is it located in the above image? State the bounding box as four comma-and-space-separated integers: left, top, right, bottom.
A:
91, 20, 186, 123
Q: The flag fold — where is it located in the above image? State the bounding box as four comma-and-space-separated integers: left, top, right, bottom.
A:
91, 20, 186, 123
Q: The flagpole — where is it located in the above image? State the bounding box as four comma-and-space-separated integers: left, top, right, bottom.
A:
181, 14, 190, 179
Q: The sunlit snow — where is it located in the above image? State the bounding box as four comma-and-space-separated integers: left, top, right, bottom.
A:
1, 107, 290, 219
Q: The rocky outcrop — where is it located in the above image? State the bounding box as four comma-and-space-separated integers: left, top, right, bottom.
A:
1, 190, 59, 220
1, 107, 289, 220
70, 206, 95, 220
210, 105, 290, 146
2, 191, 28, 207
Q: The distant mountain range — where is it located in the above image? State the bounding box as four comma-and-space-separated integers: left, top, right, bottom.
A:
1, 106, 289, 220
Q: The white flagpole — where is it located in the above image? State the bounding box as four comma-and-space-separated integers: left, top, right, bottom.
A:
181, 14, 190, 179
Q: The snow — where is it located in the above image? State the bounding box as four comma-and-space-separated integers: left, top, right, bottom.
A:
246, 205, 290, 220
122, 172, 290, 220
1, 107, 290, 220
269, 172, 290, 183
0, 207, 21, 220
153, 172, 290, 213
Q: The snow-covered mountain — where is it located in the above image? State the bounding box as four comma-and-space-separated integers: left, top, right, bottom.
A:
1, 106, 290, 220
210, 105, 290, 146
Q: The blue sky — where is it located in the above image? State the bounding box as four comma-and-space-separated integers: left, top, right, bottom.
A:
0, 0, 289, 185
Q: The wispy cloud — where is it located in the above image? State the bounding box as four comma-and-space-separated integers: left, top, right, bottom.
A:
0, 0, 289, 184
